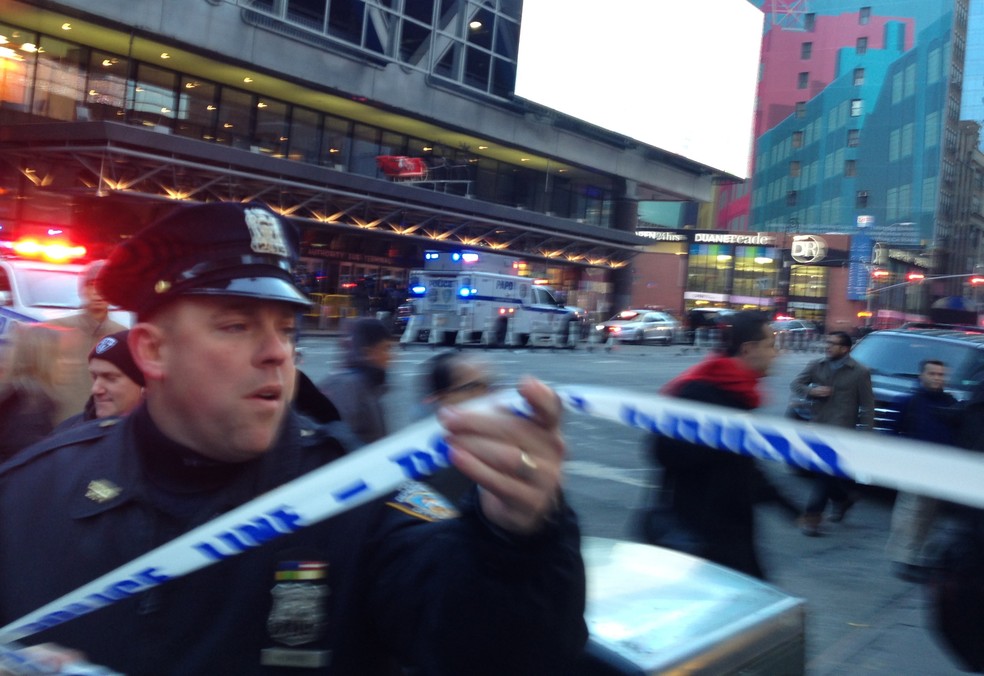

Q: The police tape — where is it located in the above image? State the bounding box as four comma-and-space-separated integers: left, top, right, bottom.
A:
3, 385, 984, 649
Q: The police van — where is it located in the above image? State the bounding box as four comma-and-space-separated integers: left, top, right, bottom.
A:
399, 251, 582, 347
0, 239, 129, 345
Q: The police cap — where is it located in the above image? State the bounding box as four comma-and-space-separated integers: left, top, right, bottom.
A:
98, 202, 312, 318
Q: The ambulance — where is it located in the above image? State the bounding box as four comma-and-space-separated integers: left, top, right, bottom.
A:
399, 251, 582, 347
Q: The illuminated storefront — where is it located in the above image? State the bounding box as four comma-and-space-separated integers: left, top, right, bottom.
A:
630, 229, 865, 331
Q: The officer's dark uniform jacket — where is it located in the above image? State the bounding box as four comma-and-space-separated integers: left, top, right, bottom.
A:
0, 406, 587, 675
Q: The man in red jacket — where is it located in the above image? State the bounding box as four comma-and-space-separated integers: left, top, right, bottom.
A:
644, 310, 791, 579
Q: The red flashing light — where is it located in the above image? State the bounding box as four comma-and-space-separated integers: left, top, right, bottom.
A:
906, 272, 925, 282
970, 276, 984, 286
871, 269, 890, 279
8, 238, 87, 263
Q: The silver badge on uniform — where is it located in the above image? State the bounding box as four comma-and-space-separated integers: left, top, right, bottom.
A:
267, 561, 329, 647
245, 207, 289, 257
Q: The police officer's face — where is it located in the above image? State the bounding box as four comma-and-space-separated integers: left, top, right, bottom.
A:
89, 358, 143, 418
142, 296, 298, 461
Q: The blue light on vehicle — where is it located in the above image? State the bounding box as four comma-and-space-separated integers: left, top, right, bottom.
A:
451, 252, 461, 262
411, 285, 426, 295
425, 252, 440, 260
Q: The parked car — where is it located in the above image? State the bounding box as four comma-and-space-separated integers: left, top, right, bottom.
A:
851, 325, 984, 432
771, 319, 818, 350
682, 308, 736, 345
594, 309, 679, 344
771, 319, 816, 334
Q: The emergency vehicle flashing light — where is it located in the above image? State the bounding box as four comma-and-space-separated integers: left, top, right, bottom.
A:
2, 238, 87, 263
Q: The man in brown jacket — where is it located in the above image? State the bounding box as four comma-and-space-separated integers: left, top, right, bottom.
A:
791, 330, 874, 536
47, 260, 128, 422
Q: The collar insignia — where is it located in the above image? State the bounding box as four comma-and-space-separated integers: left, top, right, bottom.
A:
85, 479, 122, 503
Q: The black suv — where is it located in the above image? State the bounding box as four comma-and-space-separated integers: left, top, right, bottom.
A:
851, 325, 984, 432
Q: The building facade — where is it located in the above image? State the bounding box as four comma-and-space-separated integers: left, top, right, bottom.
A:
0, 0, 726, 321
705, 0, 977, 323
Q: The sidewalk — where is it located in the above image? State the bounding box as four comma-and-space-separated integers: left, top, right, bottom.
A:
756, 464, 965, 675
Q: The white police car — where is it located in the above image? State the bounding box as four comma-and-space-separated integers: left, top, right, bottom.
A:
0, 240, 129, 345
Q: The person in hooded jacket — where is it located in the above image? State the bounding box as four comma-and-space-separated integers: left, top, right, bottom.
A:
316, 317, 391, 445
643, 310, 797, 579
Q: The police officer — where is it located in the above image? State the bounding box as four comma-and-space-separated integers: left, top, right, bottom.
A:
0, 202, 586, 675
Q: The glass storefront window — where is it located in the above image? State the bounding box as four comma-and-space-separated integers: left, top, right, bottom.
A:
32, 35, 85, 121
687, 244, 733, 295
323, 116, 351, 169
732, 246, 778, 307
128, 63, 177, 131
287, 106, 322, 164
352, 123, 380, 176
176, 77, 218, 141
789, 265, 826, 299
85, 51, 127, 121
254, 97, 288, 156
0, 24, 35, 112
215, 88, 253, 149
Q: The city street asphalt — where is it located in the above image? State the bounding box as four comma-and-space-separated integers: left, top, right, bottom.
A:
298, 328, 968, 675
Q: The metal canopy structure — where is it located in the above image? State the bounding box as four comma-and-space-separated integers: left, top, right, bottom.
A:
0, 123, 644, 268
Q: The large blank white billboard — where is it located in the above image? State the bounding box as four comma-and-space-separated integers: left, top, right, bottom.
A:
515, 1, 763, 179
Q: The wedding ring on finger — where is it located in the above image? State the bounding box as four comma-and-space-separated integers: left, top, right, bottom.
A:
518, 451, 539, 478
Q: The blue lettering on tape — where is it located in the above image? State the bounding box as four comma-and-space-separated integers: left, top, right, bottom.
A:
332, 480, 370, 502
618, 403, 851, 479
193, 506, 304, 561
389, 436, 451, 480
12, 567, 172, 635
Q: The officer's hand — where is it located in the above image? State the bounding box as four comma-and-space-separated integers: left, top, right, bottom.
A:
0, 642, 88, 675
439, 377, 565, 535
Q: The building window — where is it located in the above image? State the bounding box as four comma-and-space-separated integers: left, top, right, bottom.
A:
847, 129, 860, 147
804, 13, 815, 31
856, 190, 869, 208
787, 190, 798, 206
856, 37, 868, 54
853, 67, 865, 86
859, 7, 871, 25
790, 161, 801, 177
801, 42, 812, 59
845, 160, 857, 177
792, 131, 804, 148
850, 99, 863, 117
797, 71, 809, 89
795, 101, 806, 118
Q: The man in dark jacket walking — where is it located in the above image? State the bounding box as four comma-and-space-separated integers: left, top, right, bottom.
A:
791, 331, 874, 535
885, 359, 958, 582
645, 310, 790, 579
317, 317, 392, 445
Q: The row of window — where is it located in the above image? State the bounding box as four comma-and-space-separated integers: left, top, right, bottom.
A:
245, 0, 522, 99
0, 21, 616, 226
796, 6, 871, 32
786, 190, 869, 208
